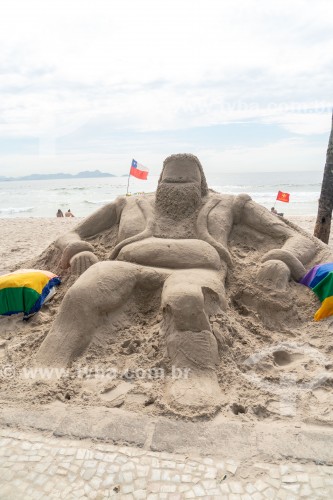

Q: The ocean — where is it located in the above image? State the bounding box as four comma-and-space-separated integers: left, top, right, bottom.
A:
0, 170, 323, 218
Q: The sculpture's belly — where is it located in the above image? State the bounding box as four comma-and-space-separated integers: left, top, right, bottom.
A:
117, 238, 221, 270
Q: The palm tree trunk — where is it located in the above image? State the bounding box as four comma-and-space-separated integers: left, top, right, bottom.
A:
314, 112, 333, 244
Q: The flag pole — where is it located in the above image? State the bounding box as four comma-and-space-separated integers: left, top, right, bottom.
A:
126, 161, 132, 196
126, 172, 131, 196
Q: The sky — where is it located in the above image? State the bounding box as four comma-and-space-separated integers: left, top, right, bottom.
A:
0, 0, 332, 176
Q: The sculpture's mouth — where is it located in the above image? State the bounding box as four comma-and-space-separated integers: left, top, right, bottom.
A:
162, 178, 195, 185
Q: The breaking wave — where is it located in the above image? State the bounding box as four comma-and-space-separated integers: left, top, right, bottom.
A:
51, 187, 87, 191
84, 199, 114, 205
0, 207, 34, 214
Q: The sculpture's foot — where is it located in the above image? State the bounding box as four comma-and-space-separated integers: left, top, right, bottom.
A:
165, 369, 221, 417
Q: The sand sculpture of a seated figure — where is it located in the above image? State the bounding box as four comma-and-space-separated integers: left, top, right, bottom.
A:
35, 153, 325, 413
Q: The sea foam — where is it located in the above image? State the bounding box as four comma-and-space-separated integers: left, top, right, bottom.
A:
0, 207, 34, 214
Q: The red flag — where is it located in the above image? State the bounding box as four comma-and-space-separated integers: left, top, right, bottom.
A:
130, 159, 149, 180
276, 191, 290, 203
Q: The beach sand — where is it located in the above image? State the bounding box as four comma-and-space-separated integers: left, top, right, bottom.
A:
0, 218, 80, 275
0, 214, 332, 424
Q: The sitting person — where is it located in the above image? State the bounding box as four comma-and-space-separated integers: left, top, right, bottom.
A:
271, 207, 284, 217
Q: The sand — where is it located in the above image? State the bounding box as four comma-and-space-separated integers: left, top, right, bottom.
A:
0, 214, 333, 424
0, 218, 80, 275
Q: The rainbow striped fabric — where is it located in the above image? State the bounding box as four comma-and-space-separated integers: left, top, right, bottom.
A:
0, 269, 61, 318
300, 263, 333, 321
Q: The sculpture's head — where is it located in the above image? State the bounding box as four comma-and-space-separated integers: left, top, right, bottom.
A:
156, 154, 208, 219
158, 153, 208, 196
156, 154, 208, 220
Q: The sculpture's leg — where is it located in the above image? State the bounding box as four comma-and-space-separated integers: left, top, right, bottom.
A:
161, 268, 227, 414
35, 261, 142, 367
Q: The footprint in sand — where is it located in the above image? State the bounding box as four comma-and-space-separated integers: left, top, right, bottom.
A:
272, 350, 305, 367
0, 342, 6, 360
100, 380, 132, 406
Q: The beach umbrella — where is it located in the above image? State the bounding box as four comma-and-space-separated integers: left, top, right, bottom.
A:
0, 269, 61, 319
300, 262, 333, 320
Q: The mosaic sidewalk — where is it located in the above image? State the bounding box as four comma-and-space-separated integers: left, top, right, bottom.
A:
0, 427, 333, 499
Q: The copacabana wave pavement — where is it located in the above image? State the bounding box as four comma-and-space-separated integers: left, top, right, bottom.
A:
0, 404, 333, 499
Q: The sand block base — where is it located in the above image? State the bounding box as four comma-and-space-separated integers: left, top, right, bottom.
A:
1, 404, 332, 463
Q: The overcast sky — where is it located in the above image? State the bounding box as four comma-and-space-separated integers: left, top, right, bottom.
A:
0, 0, 332, 176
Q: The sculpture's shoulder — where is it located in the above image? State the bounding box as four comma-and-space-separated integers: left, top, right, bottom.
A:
206, 190, 251, 203
119, 192, 155, 215
233, 192, 252, 204
205, 191, 252, 216
206, 191, 234, 204
124, 192, 155, 205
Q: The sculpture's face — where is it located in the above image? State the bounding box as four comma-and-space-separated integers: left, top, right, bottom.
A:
156, 158, 203, 219
161, 158, 201, 186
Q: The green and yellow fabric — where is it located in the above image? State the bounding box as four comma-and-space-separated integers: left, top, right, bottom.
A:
0, 269, 61, 318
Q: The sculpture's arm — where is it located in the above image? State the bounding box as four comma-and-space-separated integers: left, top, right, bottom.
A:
237, 196, 317, 280
56, 196, 125, 269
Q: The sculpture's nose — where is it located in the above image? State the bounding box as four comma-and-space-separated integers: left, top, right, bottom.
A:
163, 175, 185, 184
174, 174, 187, 183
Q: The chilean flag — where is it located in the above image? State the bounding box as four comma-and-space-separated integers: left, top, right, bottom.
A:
130, 159, 149, 180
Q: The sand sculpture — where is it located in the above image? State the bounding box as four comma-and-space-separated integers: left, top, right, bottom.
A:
35, 154, 332, 415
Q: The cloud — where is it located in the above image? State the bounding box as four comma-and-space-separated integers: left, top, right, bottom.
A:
198, 137, 327, 173
263, 111, 332, 136
0, 0, 332, 174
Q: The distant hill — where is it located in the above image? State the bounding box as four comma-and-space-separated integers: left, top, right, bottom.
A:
0, 170, 117, 181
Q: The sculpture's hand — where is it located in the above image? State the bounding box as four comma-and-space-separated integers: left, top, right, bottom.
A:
261, 249, 306, 282
69, 251, 99, 276
60, 241, 95, 269
257, 259, 291, 291
253, 260, 299, 329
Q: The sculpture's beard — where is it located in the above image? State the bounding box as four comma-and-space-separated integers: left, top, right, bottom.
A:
155, 182, 202, 220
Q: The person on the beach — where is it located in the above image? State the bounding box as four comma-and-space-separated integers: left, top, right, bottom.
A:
36, 154, 319, 413
56, 209, 64, 218
271, 207, 284, 217
65, 209, 75, 218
